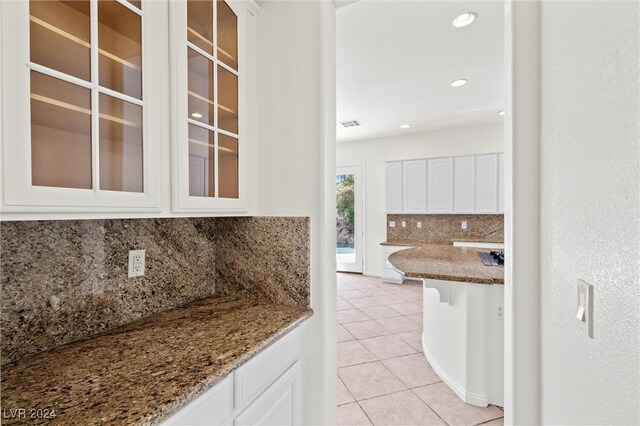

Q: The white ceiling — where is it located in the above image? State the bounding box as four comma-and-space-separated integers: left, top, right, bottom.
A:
336, 1, 505, 143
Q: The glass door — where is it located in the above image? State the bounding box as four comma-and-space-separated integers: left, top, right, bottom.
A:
336, 166, 363, 273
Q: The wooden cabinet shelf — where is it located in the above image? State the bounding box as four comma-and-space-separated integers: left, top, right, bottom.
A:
30, 15, 141, 74
187, 26, 237, 65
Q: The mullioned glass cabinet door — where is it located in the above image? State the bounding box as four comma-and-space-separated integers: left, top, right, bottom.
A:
170, 0, 250, 213
0, 0, 163, 212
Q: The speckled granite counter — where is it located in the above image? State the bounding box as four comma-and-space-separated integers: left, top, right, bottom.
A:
387, 244, 504, 284
0, 296, 312, 426
381, 239, 503, 246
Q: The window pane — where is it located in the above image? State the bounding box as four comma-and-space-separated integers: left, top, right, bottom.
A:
99, 94, 143, 192
30, 0, 91, 81
217, 65, 238, 134
187, 0, 213, 55
188, 48, 215, 126
218, 134, 238, 198
188, 124, 215, 197
217, 0, 237, 70
127, 0, 142, 10
98, 0, 142, 99
30, 71, 92, 189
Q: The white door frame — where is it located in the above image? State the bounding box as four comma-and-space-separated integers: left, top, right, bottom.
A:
336, 165, 364, 273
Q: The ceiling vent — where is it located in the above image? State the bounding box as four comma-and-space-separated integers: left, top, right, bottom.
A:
339, 119, 361, 128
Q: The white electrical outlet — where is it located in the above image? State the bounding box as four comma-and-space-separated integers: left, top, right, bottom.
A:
128, 249, 146, 278
401, 221, 407, 228
389, 221, 396, 228
461, 220, 468, 230
496, 305, 504, 320
417, 221, 422, 228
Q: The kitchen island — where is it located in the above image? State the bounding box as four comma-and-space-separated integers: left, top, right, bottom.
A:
388, 244, 504, 408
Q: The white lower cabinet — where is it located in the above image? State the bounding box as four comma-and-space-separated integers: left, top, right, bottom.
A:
162, 326, 304, 426
234, 362, 302, 426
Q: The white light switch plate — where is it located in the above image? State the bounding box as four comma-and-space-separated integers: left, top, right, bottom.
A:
461, 220, 468, 230
577, 279, 593, 338
389, 221, 396, 228
128, 250, 146, 278
401, 221, 406, 228
417, 222, 422, 228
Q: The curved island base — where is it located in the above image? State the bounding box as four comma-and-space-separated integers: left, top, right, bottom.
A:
421, 278, 504, 407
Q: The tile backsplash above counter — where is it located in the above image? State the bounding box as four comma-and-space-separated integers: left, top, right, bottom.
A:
386, 214, 504, 245
0, 217, 310, 366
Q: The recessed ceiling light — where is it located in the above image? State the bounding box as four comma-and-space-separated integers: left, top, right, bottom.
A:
453, 12, 477, 28
498, 110, 505, 116
400, 124, 411, 129
450, 79, 467, 87
191, 112, 203, 118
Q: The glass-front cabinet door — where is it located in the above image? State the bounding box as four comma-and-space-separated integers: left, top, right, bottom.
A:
170, 0, 248, 212
0, 0, 163, 212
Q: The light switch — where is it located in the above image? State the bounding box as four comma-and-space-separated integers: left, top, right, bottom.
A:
389, 221, 396, 228
401, 221, 407, 227
417, 222, 422, 228
461, 220, 468, 230
576, 279, 593, 338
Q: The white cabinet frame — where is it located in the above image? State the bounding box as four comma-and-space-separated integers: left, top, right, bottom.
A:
0, 0, 163, 212
427, 157, 454, 213
169, 0, 250, 213
402, 159, 427, 214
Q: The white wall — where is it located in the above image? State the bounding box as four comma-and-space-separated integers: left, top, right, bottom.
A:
336, 124, 504, 277
255, 2, 337, 425
539, 2, 639, 424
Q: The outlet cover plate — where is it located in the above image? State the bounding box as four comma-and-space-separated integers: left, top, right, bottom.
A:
128, 249, 146, 278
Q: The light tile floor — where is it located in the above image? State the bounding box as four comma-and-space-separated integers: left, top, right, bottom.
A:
337, 273, 504, 426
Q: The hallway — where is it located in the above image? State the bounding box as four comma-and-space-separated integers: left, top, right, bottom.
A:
337, 273, 504, 426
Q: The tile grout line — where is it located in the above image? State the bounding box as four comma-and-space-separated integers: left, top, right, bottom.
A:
407, 387, 451, 426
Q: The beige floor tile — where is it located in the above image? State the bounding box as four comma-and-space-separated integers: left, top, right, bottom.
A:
359, 334, 417, 360
413, 382, 503, 426
349, 297, 384, 309
338, 340, 376, 368
337, 309, 370, 324
373, 294, 408, 305
359, 288, 390, 297
338, 282, 356, 291
395, 330, 424, 352
337, 299, 355, 311
339, 362, 407, 400
359, 305, 401, 320
337, 324, 356, 342
376, 316, 421, 333
480, 418, 504, 426
382, 354, 441, 388
359, 390, 445, 425
388, 302, 423, 315
343, 320, 390, 340
338, 403, 372, 426
406, 313, 423, 326
339, 289, 369, 300
338, 376, 356, 405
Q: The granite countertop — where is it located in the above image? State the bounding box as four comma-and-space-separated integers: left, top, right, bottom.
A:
381, 239, 504, 246
387, 244, 504, 285
0, 296, 313, 426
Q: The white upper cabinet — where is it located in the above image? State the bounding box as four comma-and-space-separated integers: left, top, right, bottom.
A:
454, 156, 475, 213
386, 161, 403, 213
475, 154, 498, 213
402, 160, 427, 213
1, 0, 164, 212
427, 158, 453, 213
170, 0, 250, 212
497, 153, 505, 214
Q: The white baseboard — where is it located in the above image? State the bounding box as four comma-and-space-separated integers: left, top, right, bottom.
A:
422, 333, 489, 408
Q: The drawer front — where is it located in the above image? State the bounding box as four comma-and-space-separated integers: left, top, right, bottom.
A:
234, 361, 302, 426
234, 327, 302, 409
162, 375, 233, 425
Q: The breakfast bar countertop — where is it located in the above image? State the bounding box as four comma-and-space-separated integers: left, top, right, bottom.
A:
387, 244, 504, 285
0, 296, 312, 426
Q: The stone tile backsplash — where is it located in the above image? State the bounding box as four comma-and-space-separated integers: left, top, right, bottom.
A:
0, 216, 310, 365
386, 214, 504, 244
